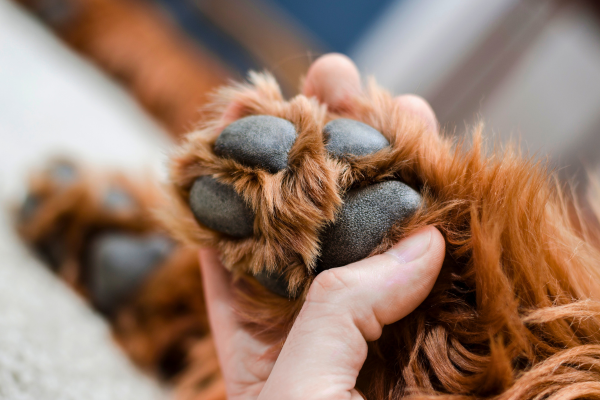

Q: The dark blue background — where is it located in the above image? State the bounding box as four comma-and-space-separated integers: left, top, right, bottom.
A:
152, 0, 395, 73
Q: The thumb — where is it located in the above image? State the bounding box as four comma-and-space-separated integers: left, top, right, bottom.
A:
259, 226, 445, 400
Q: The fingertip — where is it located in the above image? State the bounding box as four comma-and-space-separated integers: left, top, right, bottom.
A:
414, 226, 445, 288
369, 226, 445, 327
405, 226, 445, 299
395, 94, 439, 132
303, 53, 362, 110
397, 225, 445, 279
427, 226, 446, 271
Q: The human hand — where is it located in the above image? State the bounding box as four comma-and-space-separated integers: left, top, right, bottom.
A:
198, 54, 445, 400
200, 225, 445, 400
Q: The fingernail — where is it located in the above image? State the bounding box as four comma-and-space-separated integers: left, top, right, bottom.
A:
386, 228, 432, 264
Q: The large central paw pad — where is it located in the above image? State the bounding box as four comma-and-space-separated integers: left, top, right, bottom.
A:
168, 76, 426, 298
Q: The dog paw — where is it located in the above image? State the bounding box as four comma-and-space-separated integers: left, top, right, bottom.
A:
15, 160, 212, 382
15, 160, 172, 310
167, 73, 430, 299
18, 159, 78, 222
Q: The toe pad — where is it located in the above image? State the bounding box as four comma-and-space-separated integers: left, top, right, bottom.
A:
324, 118, 389, 157
189, 176, 255, 238
253, 270, 292, 298
214, 115, 297, 173
319, 181, 422, 270
88, 233, 174, 314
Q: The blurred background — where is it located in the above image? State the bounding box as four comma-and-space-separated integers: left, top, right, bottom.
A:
3, 0, 600, 186
1, 0, 600, 397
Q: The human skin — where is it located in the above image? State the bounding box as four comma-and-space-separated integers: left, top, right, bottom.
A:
199, 54, 446, 400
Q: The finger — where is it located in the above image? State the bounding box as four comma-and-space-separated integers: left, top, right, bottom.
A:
395, 94, 439, 132
259, 226, 445, 399
200, 248, 278, 398
303, 53, 362, 111
198, 248, 240, 368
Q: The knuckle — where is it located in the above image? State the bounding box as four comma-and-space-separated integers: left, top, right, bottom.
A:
308, 268, 353, 303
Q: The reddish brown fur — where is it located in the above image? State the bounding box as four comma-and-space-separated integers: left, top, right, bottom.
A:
14, 162, 220, 393
166, 73, 600, 399
113, 246, 210, 379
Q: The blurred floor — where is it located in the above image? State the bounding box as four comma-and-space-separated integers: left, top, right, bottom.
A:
0, 2, 170, 398
0, 205, 166, 400
0, 0, 171, 201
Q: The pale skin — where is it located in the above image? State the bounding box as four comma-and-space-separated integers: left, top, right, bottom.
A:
199, 54, 446, 400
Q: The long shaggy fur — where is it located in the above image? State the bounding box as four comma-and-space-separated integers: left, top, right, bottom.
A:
166, 72, 600, 399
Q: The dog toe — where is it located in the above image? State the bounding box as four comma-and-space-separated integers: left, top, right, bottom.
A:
214, 115, 297, 173
324, 118, 389, 157
319, 181, 422, 271
87, 233, 174, 314
189, 176, 255, 238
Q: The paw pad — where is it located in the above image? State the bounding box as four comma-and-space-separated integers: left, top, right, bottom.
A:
19, 194, 41, 222
319, 181, 421, 270
181, 115, 423, 295
253, 270, 290, 298
323, 118, 389, 157
214, 115, 297, 173
87, 233, 174, 314
18, 161, 79, 222
103, 186, 136, 211
170, 81, 425, 299
189, 176, 255, 238
48, 160, 78, 184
